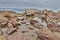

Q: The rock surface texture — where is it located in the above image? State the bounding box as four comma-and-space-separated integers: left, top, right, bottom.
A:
0, 9, 60, 40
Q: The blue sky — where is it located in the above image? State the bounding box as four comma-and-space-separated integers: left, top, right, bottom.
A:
0, 0, 60, 10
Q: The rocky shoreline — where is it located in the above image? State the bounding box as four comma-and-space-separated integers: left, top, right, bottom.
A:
0, 9, 60, 40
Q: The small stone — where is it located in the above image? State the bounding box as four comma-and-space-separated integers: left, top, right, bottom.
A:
7, 28, 17, 35
34, 23, 42, 29
0, 21, 8, 28
21, 30, 28, 33
30, 20, 38, 25
28, 26, 34, 30
7, 22, 13, 28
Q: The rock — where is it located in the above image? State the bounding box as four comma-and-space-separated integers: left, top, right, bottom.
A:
21, 22, 26, 24
36, 28, 60, 40
0, 28, 2, 35
0, 9, 60, 40
0, 19, 8, 28
33, 17, 42, 23
57, 22, 60, 25
30, 20, 38, 25
54, 32, 60, 39
24, 30, 38, 40
7, 28, 17, 35
25, 8, 37, 15
34, 23, 42, 29
26, 21, 30, 25
0, 36, 7, 40
41, 21, 47, 28
28, 25, 34, 30
48, 22, 60, 32
7, 23, 16, 34
18, 16, 24, 21
13, 32, 25, 40
2, 28, 8, 36
7, 22, 13, 28
0, 21, 8, 28
8, 19, 20, 28
21, 30, 28, 33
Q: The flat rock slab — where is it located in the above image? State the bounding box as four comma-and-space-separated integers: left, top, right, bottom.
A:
0, 36, 7, 40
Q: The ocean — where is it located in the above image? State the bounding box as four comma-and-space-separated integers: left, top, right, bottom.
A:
0, 8, 25, 13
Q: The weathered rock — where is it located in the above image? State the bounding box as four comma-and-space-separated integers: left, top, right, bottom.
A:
25, 8, 37, 15
7, 22, 13, 28
21, 30, 28, 33
30, 20, 38, 25
41, 21, 47, 28
54, 32, 60, 39
0, 28, 8, 40
7, 28, 16, 35
33, 17, 42, 23
13, 32, 25, 40
0, 22, 8, 28
2, 28, 8, 36
36, 28, 60, 40
7, 22, 17, 35
0, 28, 2, 35
28, 25, 34, 30
24, 30, 38, 40
48, 22, 60, 32
0, 9, 60, 40
34, 23, 42, 29
0, 36, 7, 40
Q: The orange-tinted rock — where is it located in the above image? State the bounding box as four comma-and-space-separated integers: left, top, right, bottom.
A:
0, 36, 7, 40
30, 20, 38, 25
48, 22, 60, 32
0, 21, 8, 28
36, 28, 60, 40
28, 26, 34, 30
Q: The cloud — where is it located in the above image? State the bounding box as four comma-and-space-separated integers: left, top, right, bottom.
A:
0, 0, 60, 10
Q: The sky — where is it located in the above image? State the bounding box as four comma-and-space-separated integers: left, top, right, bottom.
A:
0, 0, 60, 10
